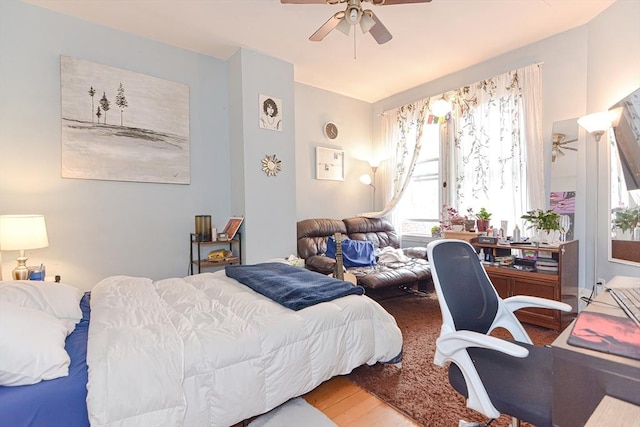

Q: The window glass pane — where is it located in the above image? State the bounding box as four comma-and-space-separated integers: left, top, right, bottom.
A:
396, 123, 441, 236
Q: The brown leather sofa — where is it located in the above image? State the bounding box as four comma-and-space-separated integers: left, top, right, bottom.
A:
296, 217, 433, 291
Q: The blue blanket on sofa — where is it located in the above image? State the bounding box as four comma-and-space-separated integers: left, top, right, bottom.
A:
225, 262, 365, 310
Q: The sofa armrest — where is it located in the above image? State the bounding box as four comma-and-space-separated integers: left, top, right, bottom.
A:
403, 246, 428, 260
305, 255, 336, 275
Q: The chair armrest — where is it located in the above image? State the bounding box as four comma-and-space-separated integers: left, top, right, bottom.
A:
435, 330, 528, 363
433, 330, 528, 419
503, 295, 571, 313
304, 255, 335, 275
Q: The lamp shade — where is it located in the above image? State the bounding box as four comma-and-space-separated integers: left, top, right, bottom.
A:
359, 174, 372, 186
577, 111, 615, 134
0, 215, 49, 251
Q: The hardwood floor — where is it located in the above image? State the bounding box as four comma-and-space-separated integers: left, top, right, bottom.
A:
233, 376, 418, 427
303, 376, 419, 427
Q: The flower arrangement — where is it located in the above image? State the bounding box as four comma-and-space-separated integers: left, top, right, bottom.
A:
440, 204, 466, 230
521, 209, 561, 232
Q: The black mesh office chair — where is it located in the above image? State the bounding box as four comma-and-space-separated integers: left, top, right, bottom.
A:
426, 239, 571, 427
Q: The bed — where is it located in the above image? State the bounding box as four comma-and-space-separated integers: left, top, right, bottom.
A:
0, 264, 403, 427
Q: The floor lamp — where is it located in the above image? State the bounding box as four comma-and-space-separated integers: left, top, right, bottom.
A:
577, 111, 614, 296
359, 165, 378, 211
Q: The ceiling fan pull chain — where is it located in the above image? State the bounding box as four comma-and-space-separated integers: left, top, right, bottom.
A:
353, 28, 357, 59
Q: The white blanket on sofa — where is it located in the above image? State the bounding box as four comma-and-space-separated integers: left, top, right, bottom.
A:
86, 271, 402, 427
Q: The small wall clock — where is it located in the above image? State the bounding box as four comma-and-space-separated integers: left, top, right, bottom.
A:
323, 122, 338, 140
261, 154, 281, 177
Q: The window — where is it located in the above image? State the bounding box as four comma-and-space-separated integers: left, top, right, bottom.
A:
397, 124, 442, 236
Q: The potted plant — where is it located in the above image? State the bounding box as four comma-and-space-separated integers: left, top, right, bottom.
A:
521, 209, 561, 243
431, 225, 442, 237
469, 207, 492, 232
612, 207, 640, 239
441, 204, 466, 231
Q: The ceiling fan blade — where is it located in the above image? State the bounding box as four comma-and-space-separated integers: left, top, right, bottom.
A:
309, 12, 343, 41
369, 0, 432, 5
564, 147, 578, 152
367, 11, 392, 44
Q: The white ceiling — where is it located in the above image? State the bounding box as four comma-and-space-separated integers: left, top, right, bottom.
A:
24, 0, 614, 103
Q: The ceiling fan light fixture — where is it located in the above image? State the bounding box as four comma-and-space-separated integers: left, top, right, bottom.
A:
335, 17, 352, 35
348, 7, 360, 23
360, 10, 376, 33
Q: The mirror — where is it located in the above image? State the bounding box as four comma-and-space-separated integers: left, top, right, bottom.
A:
550, 118, 578, 241
609, 87, 640, 264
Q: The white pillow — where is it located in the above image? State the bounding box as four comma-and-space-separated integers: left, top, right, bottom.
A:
0, 304, 71, 386
0, 281, 83, 333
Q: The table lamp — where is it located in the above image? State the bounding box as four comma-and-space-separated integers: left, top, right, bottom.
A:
0, 215, 49, 280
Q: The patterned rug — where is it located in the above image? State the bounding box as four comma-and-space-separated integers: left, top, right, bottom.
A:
349, 289, 560, 427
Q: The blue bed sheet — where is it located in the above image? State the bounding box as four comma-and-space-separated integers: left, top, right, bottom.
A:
0, 292, 91, 427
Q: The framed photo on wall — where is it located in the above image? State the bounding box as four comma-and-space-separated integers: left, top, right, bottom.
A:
316, 147, 344, 181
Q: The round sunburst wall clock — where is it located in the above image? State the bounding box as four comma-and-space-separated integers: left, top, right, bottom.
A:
261, 154, 281, 177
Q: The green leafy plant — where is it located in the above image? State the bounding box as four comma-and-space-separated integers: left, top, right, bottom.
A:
431, 225, 442, 236
613, 207, 640, 233
521, 209, 561, 232
470, 207, 492, 221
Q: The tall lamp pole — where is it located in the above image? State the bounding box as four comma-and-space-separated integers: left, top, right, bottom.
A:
577, 111, 615, 296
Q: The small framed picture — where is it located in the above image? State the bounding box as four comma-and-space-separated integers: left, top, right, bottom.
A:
222, 217, 244, 240
316, 147, 344, 181
259, 94, 282, 131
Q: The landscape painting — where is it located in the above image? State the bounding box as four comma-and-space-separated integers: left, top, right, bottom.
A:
60, 56, 190, 184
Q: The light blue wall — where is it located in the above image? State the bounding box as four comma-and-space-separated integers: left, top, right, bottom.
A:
0, 0, 230, 288
228, 49, 297, 263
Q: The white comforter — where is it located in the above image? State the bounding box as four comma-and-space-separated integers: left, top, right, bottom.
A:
86, 271, 402, 427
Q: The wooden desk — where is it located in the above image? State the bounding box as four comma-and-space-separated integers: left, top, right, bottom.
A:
552, 276, 640, 427
584, 396, 640, 427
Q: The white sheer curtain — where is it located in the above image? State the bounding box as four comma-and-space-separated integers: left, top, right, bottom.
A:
362, 63, 543, 232
359, 99, 430, 218
451, 63, 544, 231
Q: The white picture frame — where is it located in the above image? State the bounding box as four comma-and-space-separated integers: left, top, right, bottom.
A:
60, 56, 190, 184
316, 147, 344, 181
259, 94, 282, 131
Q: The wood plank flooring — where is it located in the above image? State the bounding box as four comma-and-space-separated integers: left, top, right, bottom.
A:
303, 376, 419, 427
233, 376, 418, 427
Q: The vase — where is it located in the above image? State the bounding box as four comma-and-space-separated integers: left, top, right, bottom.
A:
476, 220, 490, 232
464, 220, 476, 232
534, 229, 560, 245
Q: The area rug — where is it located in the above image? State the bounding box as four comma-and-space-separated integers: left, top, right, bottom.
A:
248, 397, 336, 427
348, 289, 561, 427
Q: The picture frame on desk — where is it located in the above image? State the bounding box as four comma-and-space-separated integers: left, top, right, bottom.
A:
222, 217, 244, 240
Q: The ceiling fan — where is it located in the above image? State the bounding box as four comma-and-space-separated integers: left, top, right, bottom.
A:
281, 0, 432, 45
552, 133, 577, 162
